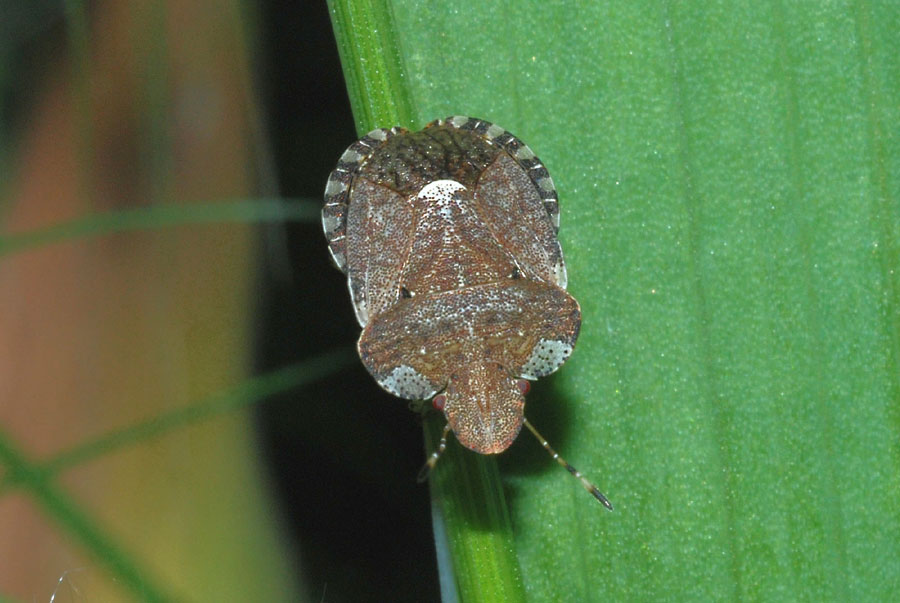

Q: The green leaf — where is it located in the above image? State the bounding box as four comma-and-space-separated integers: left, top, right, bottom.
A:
329, 0, 900, 600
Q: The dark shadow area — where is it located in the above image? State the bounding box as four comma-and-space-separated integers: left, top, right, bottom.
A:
253, 2, 439, 601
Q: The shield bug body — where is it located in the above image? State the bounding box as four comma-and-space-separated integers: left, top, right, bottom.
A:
322, 116, 611, 508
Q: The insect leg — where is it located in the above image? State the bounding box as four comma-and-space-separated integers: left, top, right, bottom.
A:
417, 423, 452, 482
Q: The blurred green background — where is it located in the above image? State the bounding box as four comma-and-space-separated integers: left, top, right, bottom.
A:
1, 1, 898, 602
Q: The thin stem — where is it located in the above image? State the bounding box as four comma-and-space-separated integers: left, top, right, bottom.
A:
0, 198, 317, 258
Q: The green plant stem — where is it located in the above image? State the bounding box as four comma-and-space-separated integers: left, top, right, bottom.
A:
424, 416, 526, 602
327, 0, 527, 599
325, 0, 415, 132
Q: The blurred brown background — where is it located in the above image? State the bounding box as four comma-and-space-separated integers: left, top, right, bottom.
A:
0, 1, 436, 601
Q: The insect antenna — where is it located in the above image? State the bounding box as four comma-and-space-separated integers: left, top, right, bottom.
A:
417, 423, 452, 482
522, 418, 613, 510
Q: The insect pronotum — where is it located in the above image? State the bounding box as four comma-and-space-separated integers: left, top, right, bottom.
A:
322, 116, 611, 509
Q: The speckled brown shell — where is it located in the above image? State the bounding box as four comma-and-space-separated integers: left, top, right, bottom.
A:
323, 116, 580, 455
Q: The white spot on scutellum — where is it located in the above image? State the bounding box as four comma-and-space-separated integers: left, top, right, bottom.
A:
520, 338, 573, 379
367, 128, 388, 141
418, 180, 467, 221
380, 364, 438, 400
419, 179, 466, 198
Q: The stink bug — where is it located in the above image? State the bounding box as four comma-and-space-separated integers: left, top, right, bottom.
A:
322, 116, 611, 508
